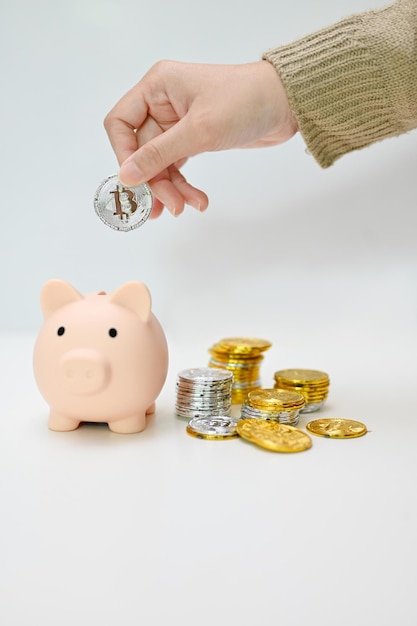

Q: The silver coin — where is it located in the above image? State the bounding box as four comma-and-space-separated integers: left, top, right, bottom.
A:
300, 401, 325, 413
175, 367, 233, 419
176, 395, 232, 410
241, 402, 300, 426
177, 367, 233, 382
176, 396, 232, 409
177, 407, 232, 420
231, 380, 262, 390
94, 174, 153, 231
186, 416, 239, 438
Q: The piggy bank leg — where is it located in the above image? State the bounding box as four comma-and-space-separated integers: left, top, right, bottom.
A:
146, 402, 155, 415
108, 413, 147, 434
49, 411, 80, 432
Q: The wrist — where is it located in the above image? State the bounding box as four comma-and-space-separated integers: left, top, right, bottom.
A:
259, 59, 299, 141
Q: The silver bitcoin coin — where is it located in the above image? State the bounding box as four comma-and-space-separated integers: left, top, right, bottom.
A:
186, 415, 240, 440
94, 174, 153, 231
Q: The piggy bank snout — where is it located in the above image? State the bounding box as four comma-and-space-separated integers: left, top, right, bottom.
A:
59, 349, 111, 395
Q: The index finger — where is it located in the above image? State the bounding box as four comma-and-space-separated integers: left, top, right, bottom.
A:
103, 88, 149, 166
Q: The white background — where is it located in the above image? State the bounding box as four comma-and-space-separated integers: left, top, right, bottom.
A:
1, 0, 417, 624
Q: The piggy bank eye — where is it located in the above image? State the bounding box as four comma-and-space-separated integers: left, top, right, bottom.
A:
57, 326, 65, 336
109, 328, 118, 338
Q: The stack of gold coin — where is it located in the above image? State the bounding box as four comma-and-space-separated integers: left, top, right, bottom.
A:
273, 368, 330, 413
241, 388, 305, 426
208, 337, 272, 404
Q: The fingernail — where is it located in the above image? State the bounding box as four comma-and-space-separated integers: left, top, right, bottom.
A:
189, 200, 201, 211
170, 203, 184, 217
119, 161, 144, 186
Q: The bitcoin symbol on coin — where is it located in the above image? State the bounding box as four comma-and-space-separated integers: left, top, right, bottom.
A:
306, 418, 367, 438
110, 186, 138, 221
94, 174, 153, 232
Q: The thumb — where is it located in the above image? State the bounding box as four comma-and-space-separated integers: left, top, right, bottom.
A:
118, 118, 198, 186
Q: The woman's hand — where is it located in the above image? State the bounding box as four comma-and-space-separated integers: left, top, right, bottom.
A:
104, 60, 298, 217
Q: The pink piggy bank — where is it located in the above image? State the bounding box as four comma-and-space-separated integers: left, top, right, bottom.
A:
33, 279, 169, 434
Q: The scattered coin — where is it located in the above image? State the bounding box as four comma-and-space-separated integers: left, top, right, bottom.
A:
94, 174, 153, 231
186, 415, 240, 440
237, 418, 312, 453
306, 418, 367, 439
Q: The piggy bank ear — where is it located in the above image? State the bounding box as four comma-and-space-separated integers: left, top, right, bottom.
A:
109, 281, 152, 322
40, 279, 83, 319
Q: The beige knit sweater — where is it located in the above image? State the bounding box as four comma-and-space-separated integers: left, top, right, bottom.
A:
263, 0, 417, 167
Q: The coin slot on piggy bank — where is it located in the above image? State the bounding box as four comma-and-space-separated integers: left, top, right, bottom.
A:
33, 279, 168, 434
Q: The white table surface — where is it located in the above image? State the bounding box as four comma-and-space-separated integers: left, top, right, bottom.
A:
1, 329, 417, 626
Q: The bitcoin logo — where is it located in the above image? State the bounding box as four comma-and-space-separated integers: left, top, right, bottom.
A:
94, 174, 153, 232
306, 418, 367, 438
237, 418, 312, 452
110, 186, 138, 220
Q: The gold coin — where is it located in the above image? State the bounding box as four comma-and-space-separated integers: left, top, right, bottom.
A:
215, 337, 272, 354
274, 369, 329, 384
275, 379, 329, 390
306, 418, 367, 439
237, 418, 312, 453
233, 372, 259, 382
209, 351, 264, 364
247, 388, 305, 409
275, 390, 328, 401
275, 389, 329, 400
232, 389, 252, 401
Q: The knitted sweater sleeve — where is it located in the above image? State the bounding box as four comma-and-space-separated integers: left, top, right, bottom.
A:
262, 0, 417, 167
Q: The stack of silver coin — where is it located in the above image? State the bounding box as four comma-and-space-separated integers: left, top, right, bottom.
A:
175, 367, 234, 419
240, 403, 301, 426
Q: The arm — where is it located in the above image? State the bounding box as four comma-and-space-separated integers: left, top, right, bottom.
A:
263, 0, 417, 167
104, 1, 416, 217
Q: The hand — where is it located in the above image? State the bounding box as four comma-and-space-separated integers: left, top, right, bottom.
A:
104, 60, 298, 217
